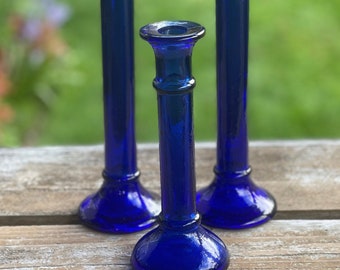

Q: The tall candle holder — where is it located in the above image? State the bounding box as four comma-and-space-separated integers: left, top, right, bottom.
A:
196, 0, 277, 229
78, 0, 160, 233
131, 21, 229, 270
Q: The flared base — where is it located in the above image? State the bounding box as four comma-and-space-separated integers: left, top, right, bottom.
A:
131, 219, 229, 270
197, 175, 276, 229
79, 174, 161, 233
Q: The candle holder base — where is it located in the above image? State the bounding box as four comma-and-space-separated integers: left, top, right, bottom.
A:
131, 218, 229, 270
79, 172, 160, 233
197, 171, 276, 229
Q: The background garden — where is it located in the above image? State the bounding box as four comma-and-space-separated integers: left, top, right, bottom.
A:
0, 0, 339, 146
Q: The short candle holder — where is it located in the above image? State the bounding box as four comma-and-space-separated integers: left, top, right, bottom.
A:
78, 0, 160, 233
196, 0, 277, 229
131, 21, 229, 270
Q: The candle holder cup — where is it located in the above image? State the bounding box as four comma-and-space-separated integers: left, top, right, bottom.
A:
78, 0, 160, 234
196, 0, 276, 229
131, 21, 229, 270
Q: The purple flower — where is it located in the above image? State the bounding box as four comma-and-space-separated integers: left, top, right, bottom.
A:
14, 0, 71, 43
20, 18, 41, 42
41, 0, 71, 27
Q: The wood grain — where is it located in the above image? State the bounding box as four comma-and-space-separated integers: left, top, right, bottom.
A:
0, 141, 339, 225
0, 141, 339, 269
0, 220, 339, 269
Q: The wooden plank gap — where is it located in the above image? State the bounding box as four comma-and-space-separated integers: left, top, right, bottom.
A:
1, 209, 340, 227
0, 215, 79, 226
275, 210, 340, 220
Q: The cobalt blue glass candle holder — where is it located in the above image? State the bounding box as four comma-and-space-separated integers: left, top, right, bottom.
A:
78, 0, 160, 233
196, 0, 277, 229
131, 21, 229, 270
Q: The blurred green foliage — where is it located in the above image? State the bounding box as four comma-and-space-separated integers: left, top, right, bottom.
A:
0, 0, 339, 146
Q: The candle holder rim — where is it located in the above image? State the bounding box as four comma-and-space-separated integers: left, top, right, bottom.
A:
139, 20, 205, 42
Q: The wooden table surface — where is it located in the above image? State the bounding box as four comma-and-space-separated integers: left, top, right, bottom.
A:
0, 140, 339, 269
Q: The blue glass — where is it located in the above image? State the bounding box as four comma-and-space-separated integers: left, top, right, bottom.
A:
78, 0, 160, 233
131, 21, 229, 270
196, 0, 277, 229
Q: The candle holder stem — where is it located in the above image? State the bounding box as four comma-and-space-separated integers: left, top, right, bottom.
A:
131, 21, 229, 270
78, 0, 160, 233
196, 0, 276, 229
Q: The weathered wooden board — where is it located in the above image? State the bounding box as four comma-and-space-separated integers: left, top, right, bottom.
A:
0, 141, 339, 225
0, 220, 339, 269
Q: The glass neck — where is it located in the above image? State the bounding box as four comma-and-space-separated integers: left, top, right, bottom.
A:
152, 41, 197, 224
215, 0, 250, 174
101, 0, 138, 178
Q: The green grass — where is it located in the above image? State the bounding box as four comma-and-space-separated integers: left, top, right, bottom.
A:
1, 0, 340, 145
248, 0, 340, 139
